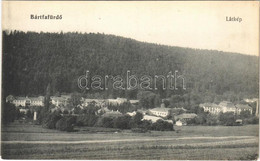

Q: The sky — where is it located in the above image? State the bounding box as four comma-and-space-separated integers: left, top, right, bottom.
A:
2, 1, 259, 56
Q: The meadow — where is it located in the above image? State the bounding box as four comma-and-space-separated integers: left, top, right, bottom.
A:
1, 122, 259, 160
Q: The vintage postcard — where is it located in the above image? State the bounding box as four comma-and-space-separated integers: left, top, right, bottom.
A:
1, 1, 259, 160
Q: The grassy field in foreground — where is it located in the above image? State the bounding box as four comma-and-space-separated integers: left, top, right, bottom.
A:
1, 122, 259, 159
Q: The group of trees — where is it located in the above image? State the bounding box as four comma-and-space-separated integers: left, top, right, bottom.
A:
2, 30, 258, 101
2, 102, 20, 124
37, 105, 173, 132
186, 110, 259, 126
107, 102, 137, 114
96, 112, 173, 131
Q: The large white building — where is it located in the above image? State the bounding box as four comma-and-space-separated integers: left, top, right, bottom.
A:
6, 95, 44, 107
149, 107, 171, 117
83, 99, 106, 107
107, 98, 127, 106
200, 101, 253, 115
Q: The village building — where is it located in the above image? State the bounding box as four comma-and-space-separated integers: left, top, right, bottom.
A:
102, 110, 123, 118
200, 101, 253, 115
199, 103, 223, 115
126, 111, 136, 116
30, 96, 45, 106
149, 108, 170, 117
175, 120, 183, 126
243, 98, 259, 116
97, 107, 111, 114
243, 98, 258, 103
107, 97, 127, 106
142, 115, 173, 124
6, 95, 44, 107
174, 113, 197, 125
83, 99, 106, 107
235, 104, 253, 115
129, 100, 139, 105
50, 96, 68, 107
148, 103, 171, 117
219, 101, 236, 113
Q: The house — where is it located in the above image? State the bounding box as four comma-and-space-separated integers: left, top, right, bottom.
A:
30, 96, 44, 106
51, 96, 66, 107
126, 111, 136, 116
235, 104, 253, 115
50, 95, 70, 107
83, 99, 106, 107
6, 95, 15, 103
142, 115, 173, 124
107, 98, 127, 106
98, 107, 111, 114
175, 120, 183, 126
235, 119, 243, 125
102, 110, 123, 118
149, 107, 171, 117
243, 98, 259, 116
12, 97, 27, 107
19, 108, 29, 114
6, 95, 44, 107
129, 100, 139, 104
243, 98, 258, 103
170, 107, 187, 115
174, 113, 197, 125
199, 103, 223, 115
219, 101, 236, 113
148, 103, 170, 117
200, 101, 238, 115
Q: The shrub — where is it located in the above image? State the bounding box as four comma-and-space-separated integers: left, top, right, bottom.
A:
2, 102, 19, 124
56, 117, 74, 132
114, 115, 132, 129
218, 112, 236, 126
100, 117, 115, 128
42, 113, 62, 129
76, 114, 98, 126
152, 119, 173, 131
244, 116, 259, 124
138, 120, 153, 130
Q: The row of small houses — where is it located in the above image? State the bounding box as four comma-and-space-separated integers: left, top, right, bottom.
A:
6, 95, 258, 126
6, 95, 138, 108
199, 100, 258, 116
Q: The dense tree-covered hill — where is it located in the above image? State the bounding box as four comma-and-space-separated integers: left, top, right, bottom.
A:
2, 30, 258, 101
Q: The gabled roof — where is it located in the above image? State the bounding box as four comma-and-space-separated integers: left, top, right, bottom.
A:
84, 99, 105, 103
142, 115, 173, 123
15, 97, 27, 101
235, 104, 252, 110
51, 96, 67, 101
199, 103, 220, 108
219, 101, 235, 108
102, 111, 123, 117
30, 96, 44, 101
175, 113, 197, 119
149, 107, 171, 113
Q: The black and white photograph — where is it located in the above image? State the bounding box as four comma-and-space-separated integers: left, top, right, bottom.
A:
1, 1, 259, 160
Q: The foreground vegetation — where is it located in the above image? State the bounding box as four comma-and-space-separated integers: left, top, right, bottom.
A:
1, 122, 259, 159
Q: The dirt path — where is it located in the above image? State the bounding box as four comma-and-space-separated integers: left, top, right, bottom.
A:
1, 136, 257, 144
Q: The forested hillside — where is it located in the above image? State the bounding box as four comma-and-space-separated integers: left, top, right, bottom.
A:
2, 30, 258, 101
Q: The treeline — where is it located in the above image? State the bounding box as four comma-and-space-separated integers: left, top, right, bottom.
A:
186, 111, 259, 126
36, 104, 173, 132
2, 30, 258, 100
